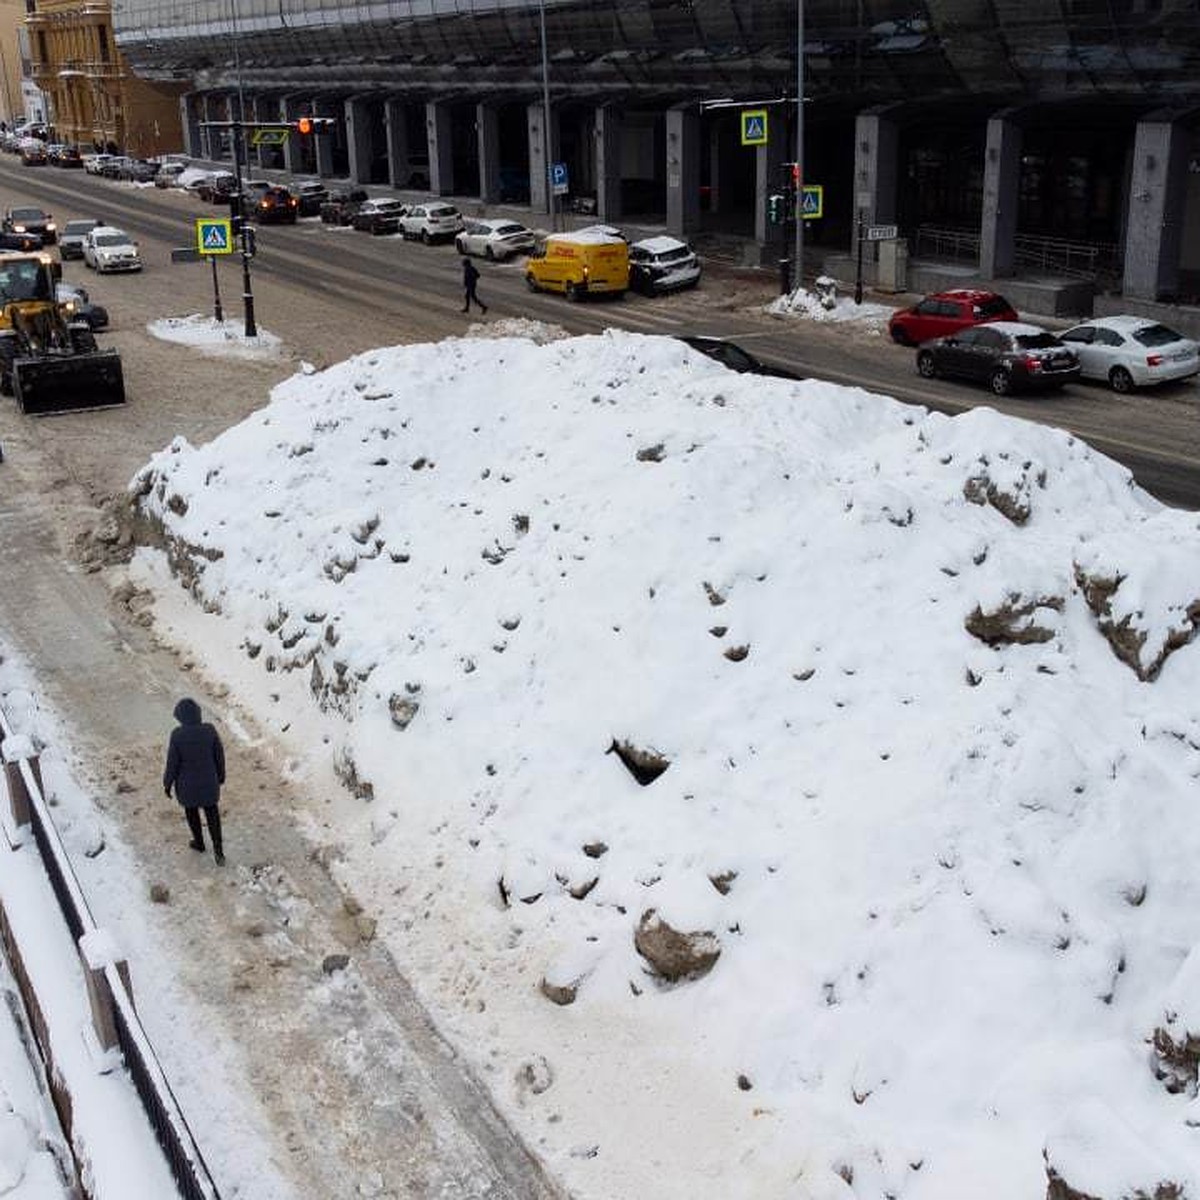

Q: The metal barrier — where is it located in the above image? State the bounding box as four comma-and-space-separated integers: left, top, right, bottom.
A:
0, 703, 223, 1200
913, 224, 1123, 286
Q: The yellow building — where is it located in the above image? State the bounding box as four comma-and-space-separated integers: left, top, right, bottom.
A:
26, 0, 184, 154
0, 0, 28, 125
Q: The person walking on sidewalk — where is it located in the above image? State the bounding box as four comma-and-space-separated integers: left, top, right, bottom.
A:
461, 256, 487, 314
163, 697, 227, 865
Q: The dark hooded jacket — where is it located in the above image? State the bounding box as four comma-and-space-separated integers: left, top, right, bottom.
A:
163, 698, 226, 809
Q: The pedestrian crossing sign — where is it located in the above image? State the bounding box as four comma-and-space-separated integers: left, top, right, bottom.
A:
801, 184, 824, 220
195, 217, 234, 255
741, 109, 768, 146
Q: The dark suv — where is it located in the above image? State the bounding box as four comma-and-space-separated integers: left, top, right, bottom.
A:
294, 180, 329, 217
915, 321, 1080, 395
319, 189, 369, 225
254, 186, 299, 224
888, 289, 1018, 345
4, 206, 56, 244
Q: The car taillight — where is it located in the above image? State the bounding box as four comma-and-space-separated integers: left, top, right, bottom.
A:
1021, 355, 1043, 372
1146, 354, 1163, 367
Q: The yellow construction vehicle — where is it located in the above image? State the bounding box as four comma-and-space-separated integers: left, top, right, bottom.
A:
0, 252, 125, 414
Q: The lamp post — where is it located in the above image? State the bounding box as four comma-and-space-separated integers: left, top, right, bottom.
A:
793, 0, 804, 291
538, 0, 555, 228
227, 0, 256, 337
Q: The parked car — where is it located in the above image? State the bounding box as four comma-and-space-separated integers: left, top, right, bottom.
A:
677, 335, 800, 378
319, 189, 369, 225
52, 145, 83, 168
118, 158, 160, 182
254, 185, 300, 224
351, 197, 407, 235
58, 218, 104, 260
154, 161, 188, 188
83, 226, 142, 273
293, 180, 329, 217
1057, 315, 1200, 392
83, 153, 114, 175
399, 202, 464, 243
525, 231, 629, 300
56, 281, 108, 330
915, 321, 1080, 395
4, 206, 57, 244
98, 156, 132, 179
628, 236, 701, 295
888, 288, 1018, 345
455, 218, 536, 261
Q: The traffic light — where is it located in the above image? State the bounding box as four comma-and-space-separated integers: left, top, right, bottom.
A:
767, 193, 785, 225
295, 116, 335, 135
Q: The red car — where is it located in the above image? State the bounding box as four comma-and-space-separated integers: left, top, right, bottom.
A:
888, 289, 1018, 345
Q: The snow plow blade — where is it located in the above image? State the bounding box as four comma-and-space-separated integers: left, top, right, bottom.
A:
13, 350, 126, 415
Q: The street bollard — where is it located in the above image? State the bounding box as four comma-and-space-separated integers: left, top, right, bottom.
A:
778, 257, 792, 295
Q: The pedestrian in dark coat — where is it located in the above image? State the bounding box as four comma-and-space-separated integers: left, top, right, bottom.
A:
163, 697, 226, 864
461, 256, 487, 314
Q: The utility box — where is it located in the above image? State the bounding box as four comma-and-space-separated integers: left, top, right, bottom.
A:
877, 238, 909, 293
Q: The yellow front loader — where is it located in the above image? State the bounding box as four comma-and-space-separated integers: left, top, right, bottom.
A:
0, 253, 125, 415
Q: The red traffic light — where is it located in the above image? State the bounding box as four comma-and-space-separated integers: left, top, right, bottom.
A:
297, 116, 314, 135
295, 116, 334, 135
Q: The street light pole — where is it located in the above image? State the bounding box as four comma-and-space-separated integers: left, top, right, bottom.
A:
539, 0, 555, 230
228, 0, 256, 336
793, 0, 804, 291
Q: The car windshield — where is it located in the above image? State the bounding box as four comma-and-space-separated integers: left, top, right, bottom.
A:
11, 209, 45, 221
1014, 333, 1061, 350
976, 296, 1012, 318
495, 224, 526, 236
654, 246, 692, 264
64, 221, 96, 234
375, 201, 403, 212
1133, 324, 1184, 348
94, 233, 130, 247
0, 261, 50, 301
430, 206, 457, 217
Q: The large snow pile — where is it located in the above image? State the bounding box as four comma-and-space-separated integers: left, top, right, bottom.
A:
129, 330, 1200, 1199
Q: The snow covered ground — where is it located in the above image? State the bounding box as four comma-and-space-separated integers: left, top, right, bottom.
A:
6, 315, 1200, 1197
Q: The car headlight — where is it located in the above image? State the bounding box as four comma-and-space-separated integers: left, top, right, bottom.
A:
45, 222, 55, 231
12, 224, 24, 232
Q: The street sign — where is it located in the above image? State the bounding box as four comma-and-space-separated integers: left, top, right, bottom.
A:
800, 184, 824, 220
170, 247, 203, 263
866, 223, 899, 241
551, 161, 569, 196
251, 127, 289, 147
740, 109, 768, 146
195, 218, 234, 256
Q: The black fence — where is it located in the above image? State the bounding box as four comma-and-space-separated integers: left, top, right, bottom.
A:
0, 707, 223, 1200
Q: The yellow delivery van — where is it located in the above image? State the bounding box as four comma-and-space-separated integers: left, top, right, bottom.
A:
525, 230, 629, 301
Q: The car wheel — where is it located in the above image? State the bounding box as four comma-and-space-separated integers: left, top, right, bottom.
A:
455, 237, 466, 254
525, 273, 538, 293
566, 282, 583, 303
485, 245, 495, 261
1109, 366, 1135, 394
890, 326, 912, 346
916, 350, 938, 379
990, 368, 1012, 396
421, 230, 431, 245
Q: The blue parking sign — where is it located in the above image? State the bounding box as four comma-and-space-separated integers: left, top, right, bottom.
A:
551, 161, 569, 195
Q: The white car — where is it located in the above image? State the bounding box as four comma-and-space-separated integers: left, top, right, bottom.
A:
455, 218, 536, 261
83, 226, 142, 273
628, 235, 701, 294
399, 203, 464, 244
1058, 315, 1200, 392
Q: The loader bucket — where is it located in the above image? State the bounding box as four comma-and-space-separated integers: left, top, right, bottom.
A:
13, 349, 125, 415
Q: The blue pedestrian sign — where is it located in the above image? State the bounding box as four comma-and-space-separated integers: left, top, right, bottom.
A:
741, 109, 768, 146
195, 217, 234, 255
551, 161, 569, 196
801, 184, 824, 220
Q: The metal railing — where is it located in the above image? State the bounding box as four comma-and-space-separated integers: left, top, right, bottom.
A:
912, 223, 1122, 286
0, 704, 223, 1200
912, 224, 980, 263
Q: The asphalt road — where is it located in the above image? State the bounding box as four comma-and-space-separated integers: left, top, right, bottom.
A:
2, 154, 1198, 509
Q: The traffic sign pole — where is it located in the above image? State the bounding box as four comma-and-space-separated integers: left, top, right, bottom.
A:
211, 255, 224, 323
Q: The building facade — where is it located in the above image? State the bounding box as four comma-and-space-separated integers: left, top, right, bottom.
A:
26, 0, 185, 154
113, 0, 1200, 304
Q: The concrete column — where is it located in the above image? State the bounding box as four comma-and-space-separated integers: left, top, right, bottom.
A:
666, 105, 700, 239
528, 102, 558, 216
385, 99, 410, 189
181, 94, 202, 159
851, 108, 900, 255
279, 96, 303, 175
313, 98, 335, 178
708, 122, 721, 214
477, 103, 501, 204
79, 930, 132, 1052
346, 96, 372, 184
199, 95, 219, 160
426, 101, 454, 195
595, 104, 622, 224
1124, 115, 1189, 301
979, 113, 1022, 279
754, 109, 787, 250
